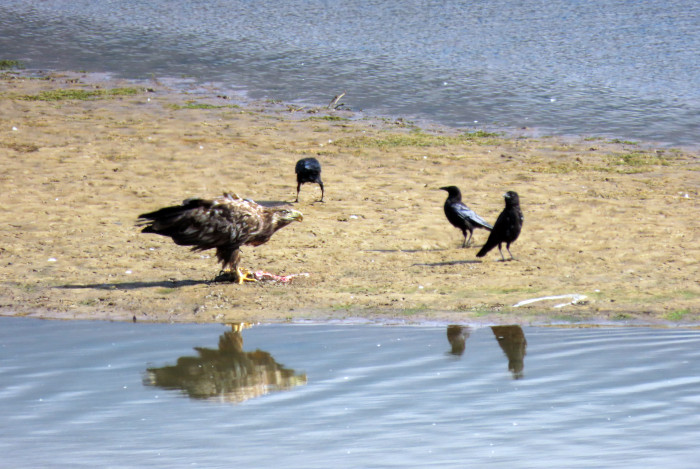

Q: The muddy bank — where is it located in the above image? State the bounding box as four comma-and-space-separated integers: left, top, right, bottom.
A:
0, 71, 698, 325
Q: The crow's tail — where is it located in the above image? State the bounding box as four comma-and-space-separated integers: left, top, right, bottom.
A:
476, 239, 496, 258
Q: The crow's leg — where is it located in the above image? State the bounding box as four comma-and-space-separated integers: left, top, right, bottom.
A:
465, 230, 474, 248
498, 243, 506, 261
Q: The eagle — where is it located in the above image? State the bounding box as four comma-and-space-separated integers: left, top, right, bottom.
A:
137, 192, 303, 283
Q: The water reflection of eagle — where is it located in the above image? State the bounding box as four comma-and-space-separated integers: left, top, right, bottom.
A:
145, 324, 307, 403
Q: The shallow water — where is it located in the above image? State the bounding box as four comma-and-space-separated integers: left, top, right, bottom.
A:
1, 317, 700, 468
1, 0, 698, 147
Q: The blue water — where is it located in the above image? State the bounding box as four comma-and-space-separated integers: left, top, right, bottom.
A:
2, 317, 700, 468
1, 0, 698, 147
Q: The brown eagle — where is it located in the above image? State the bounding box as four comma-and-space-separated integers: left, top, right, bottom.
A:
137, 193, 303, 283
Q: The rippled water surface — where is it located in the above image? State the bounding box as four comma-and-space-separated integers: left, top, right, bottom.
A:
1, 0, 698, 146
1, 317, 700, 468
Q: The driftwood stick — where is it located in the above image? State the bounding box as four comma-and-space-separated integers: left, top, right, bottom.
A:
328, 91, 346, 109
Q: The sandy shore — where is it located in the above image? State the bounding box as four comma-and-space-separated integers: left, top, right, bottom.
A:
0, 70, 698, 325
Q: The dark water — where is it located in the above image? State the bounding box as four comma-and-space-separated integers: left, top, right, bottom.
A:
2, 317, 700, 468
1, 0, 698, 147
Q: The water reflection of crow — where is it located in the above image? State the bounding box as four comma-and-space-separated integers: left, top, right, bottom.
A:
491, 325, 527, 379
446, 325, 471, 356
145, 324, 307, 403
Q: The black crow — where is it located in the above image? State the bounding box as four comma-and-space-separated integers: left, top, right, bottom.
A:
440, 186, 493, 247
476, 191, 523, 261
295, 157, 324, 202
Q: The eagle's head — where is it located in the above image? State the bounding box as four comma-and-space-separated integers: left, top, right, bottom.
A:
271, 208, 304, 229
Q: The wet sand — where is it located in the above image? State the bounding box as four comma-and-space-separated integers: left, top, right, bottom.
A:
1, 70, 698, 325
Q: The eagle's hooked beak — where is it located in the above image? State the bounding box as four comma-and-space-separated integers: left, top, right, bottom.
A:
290, 210, 304, 222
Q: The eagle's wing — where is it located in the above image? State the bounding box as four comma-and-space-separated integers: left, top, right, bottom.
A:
454, 202, 493, 230
138, 194, 266, 250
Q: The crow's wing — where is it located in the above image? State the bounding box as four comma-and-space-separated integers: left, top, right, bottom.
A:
454, 202, 493, 230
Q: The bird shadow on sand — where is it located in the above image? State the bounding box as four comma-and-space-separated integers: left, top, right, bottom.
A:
364, 248, 481, 266
413, 260, 481, 267
255, 200, 294, 208
56, 279, 213, 291
364, 248, 449, 253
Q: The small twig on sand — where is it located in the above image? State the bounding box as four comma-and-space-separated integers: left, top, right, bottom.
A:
149, 73, 162, 86
328, 91, 346, 109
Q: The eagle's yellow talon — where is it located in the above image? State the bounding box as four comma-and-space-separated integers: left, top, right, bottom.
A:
236, 268, 257, 284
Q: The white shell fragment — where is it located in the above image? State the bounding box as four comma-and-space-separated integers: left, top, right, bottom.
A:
513, 294, 587, 309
